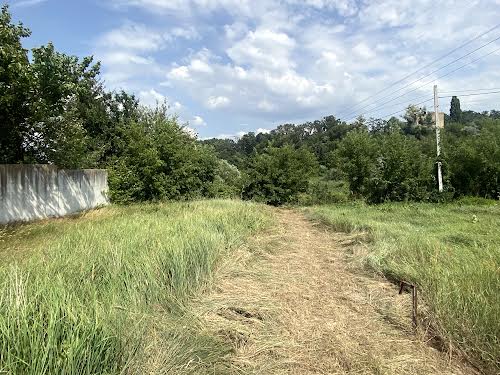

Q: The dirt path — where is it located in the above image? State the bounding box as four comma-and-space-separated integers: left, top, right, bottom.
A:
195, 209, 476, 374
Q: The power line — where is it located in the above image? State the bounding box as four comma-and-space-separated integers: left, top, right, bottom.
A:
440, 87, 500, 93
439, 90, 500, 99
375, 98, 434, 120
346, 45, 500, 122
344, 35, 500, 120
350, 94, 431, 119
337, 22, 500, 119
366, 91, 500, 121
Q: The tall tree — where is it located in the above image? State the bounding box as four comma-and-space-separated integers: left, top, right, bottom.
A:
0, 5, 31, 163
24, 43, 101, 167
450, 96, 462, 122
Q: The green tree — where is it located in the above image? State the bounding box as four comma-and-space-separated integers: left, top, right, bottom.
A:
368, 131, 434, 202
450, 96, 462, 122
207, 159, 242, 198
447, 118, 500, 199
0, 5, 31, 163
25, 43, 101, 167
331, 130, 377, 196
242, 145, 319, 205
107, 105, 222, 203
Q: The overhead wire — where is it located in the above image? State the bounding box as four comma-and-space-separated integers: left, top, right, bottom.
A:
337, 22, 500, 119
343, 36, 500, 120
372, 91, 500, 121
346, 45, 500, 121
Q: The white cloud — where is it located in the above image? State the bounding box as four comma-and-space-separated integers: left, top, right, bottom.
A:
224, 22, 248, 40
352, 43, 375, 59
139, 89, 165, 106
190, 59, 213, 74
168, 66, 191, 80
286, 0, 358, 16
98, 23, 165, 52
257, 100, 275, 112
206, 96, 231, 109
169, 26, 199, 40
227, 28, 296, 71
98, 0, 500, 133
192, 115, 207, 127
138, 90, 186, 115
100, 51, 154, 66
111, 0, 255, 16
172, 101, 183, 111
11, 0, 47, 7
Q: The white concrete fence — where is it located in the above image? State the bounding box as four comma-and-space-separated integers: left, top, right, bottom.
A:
0, 165, 109, 224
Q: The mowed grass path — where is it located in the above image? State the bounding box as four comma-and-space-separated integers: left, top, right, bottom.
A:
0, 200, 271, 374
305, 201, 500, 374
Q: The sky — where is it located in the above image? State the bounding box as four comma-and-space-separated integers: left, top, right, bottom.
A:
6, 0, 500, 139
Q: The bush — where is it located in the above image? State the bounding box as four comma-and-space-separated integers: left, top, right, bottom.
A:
367, 131, 435, 203
297, 178, 350, 206
242, 145, 319, 205
332, 130, 436, 203
107, 106, 223, 203
207, 159, 242, 199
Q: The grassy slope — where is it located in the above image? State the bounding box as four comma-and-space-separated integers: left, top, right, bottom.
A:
0, 200, 271, 374
305, 201, 500, 374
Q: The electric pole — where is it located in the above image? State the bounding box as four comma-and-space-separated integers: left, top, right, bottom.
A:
433, 85, 444, 193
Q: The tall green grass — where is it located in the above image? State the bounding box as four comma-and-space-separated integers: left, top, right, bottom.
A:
306, 201, 500, 374
0, 200, 270, 374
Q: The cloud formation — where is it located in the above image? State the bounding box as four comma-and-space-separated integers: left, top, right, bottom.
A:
96, 0, 500, 137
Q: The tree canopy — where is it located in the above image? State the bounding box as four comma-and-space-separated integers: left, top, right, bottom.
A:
2, 5, 499, 205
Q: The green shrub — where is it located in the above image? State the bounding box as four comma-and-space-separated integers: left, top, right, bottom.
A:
242, 145, 319, 206
297, 178, 350, 206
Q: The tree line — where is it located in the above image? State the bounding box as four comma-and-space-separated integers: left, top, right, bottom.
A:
2, 5, 499, 205
204, 101, 500, 204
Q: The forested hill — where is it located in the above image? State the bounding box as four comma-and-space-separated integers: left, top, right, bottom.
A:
202, 108, 500, 203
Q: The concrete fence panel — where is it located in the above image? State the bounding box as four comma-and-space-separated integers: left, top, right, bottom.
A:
0, 165, 109, 224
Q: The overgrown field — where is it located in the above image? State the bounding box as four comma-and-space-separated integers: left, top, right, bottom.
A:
0, 200, 271, 374
305, 200, 500, 374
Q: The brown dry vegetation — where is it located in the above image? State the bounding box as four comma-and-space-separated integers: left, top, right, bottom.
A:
188, 209, 478, 375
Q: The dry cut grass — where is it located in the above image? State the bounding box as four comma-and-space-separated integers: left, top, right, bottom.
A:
305, 202, 500, 374
190, 209, 476, 374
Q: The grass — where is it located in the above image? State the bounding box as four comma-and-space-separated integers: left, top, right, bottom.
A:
305, 200, 500, 374
0, 200, 271, 374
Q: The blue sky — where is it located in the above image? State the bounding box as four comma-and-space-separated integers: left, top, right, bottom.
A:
6, 0, 500, 138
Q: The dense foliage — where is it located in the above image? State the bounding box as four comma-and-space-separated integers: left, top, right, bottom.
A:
242, 145, 319, 205
0, 6, 236, 202
2, 5, 499, 205
204, 105, 500, 203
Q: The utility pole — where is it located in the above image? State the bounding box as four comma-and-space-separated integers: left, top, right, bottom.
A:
433, 85, 444, 193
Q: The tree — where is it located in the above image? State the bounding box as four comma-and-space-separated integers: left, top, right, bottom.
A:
107, 105, 223, 203
331, 130, 377, 196
242, 145, 319, 205
24, 43, 101, 167
368, 131, 434, 202
0, 5, 31, 163
404, 105, 427, 126
0, 6, 103, 167
447, 119, 500, 199
450, 96, 462, 122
